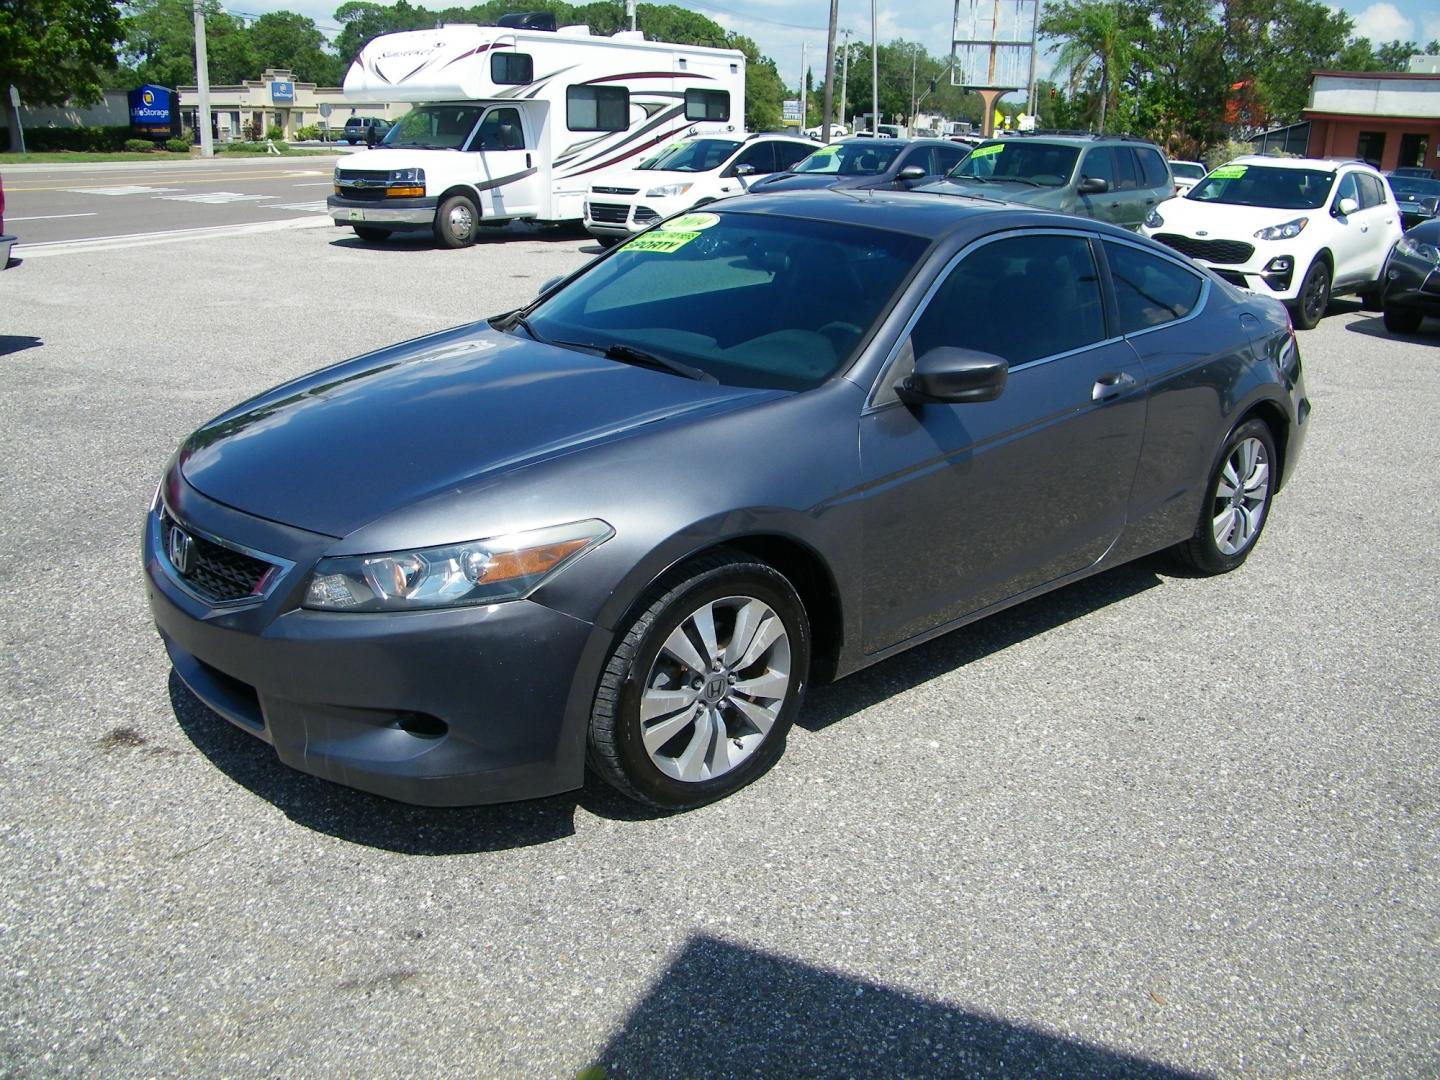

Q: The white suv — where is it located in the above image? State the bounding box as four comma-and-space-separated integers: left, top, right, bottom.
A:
1140, 156, 1403, 328
584, 133, 818, 245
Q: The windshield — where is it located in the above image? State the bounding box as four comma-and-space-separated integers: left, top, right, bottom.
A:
523, 211, 928, 391
1389, 177, 1440, 199
383, 105, 483, 150
1170, 162, 1205, 180
947, 141, 1080, 186
793, 141, 903, 175
1186, 164, 1335, 209
637, 139, 743, 173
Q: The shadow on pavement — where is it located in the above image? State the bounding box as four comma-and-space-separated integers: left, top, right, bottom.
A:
799, 560, 1165, 734
587, 933, 1206, 1079
328, 219, 592, 252
1343, 312, 1437, 342
0, 334, 41, 357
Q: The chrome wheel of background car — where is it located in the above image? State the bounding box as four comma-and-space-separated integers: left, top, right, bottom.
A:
639, 596, 792, 782
1211, 436, 1270, 556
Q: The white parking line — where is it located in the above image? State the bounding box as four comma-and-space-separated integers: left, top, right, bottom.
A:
156, 191, 277, 204
66, 185, 182, 196
292, 181, 336, 187
17, 216, 333, 258
270, 201, 330, 212
4, 212, 100, 222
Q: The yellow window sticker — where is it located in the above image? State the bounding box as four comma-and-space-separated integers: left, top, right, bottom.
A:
811, 144, 840, 157
970, 143, 1004, 158
659, 212, 719, 232
624, 231, 700, 253
1209, 164, 1247, 179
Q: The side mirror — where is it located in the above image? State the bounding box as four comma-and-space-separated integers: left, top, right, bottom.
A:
1334, 196, 1359, 217
896, 347, 1008, 405
733, 163, 756, 176
896, 164, 927, 183
538, 275, 564, 296
1077, 176, 1109, 195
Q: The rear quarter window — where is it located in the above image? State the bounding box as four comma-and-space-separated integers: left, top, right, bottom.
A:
1104, 241, 1204, 333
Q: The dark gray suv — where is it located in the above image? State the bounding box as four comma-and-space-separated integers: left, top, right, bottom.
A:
918, 133, 1174, 230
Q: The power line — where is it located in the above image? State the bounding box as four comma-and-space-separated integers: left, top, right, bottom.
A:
683, 0, 828, 33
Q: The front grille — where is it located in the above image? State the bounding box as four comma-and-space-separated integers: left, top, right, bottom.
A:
1154, 233, 1255, 265
336, 170, 389, 183
337, 188, 387, 202
588, 202, 630, 224
162, 511, 276, 604
633, 206, 660, 224
592, 185, 639, 195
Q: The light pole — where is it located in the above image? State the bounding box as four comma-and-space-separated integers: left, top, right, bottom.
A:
870, 0, 879, 134
799, 41, 811, 133
840, 29, 851, 130
193, 0, 213, 156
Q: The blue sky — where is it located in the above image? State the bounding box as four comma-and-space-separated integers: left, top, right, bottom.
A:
230, 0, 1440, 102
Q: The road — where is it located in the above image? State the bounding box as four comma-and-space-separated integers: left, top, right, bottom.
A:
0, 220, 1436, 1078
2, 155, 348, 251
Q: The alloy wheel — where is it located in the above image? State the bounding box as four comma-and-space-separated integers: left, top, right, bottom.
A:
1211, 436, 1270, 556
638, 595, 792, 783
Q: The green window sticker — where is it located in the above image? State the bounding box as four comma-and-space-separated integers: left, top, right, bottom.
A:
624, 231, 700, 254
970, 143, 1004, 159
811, 144, 840, 157
1209, 164, 1247, 179
659, 212, 719, 232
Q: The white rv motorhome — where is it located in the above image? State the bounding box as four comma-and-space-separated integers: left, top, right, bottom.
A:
329, 18, 746, 246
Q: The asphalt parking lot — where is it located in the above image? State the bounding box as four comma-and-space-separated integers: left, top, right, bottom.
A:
1, 219, 1436, 1078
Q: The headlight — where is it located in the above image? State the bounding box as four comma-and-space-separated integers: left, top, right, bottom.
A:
303, 519, 612, 612
1397, 235, 1440, 264
1253, 217, 1308, 241
389, 167, 425, 184
644, 183, 693, 198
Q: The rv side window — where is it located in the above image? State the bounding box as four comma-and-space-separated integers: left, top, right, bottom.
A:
684, 89, 730, 122
491, 53, 533, 85
567, 86, 629, 132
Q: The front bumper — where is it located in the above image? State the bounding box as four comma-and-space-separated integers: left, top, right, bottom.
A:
1146, 230, 1301, 299
583, 197, 666, 238
144, 478, 607, 806
1380, 249, 1440, 313
328, 194, 438, 232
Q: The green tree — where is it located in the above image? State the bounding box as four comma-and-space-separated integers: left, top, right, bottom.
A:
0, 0, 126, 150
1041, 0, 1139, 132
247, 11, 344, 84
124, 0, 255, 88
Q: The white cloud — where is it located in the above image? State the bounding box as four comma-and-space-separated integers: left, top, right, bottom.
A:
1422, 13, 1440, 43
1350, 2, 1415, 42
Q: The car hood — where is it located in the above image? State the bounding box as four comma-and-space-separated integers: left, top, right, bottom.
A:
1151, 197, 1322, 236
588, 168, 698, 192
751, 173, 883, 192
178, 323, 775, 538
915, 179, 1062, 205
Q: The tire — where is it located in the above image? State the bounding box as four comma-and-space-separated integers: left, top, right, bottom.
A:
352, 226, 390, 242
1358, 287, 1383, 312
1288, 258, 1331, 330
433, 194, 480, 248
588, 551, 812, 809
1171, 418, 1278, 575
594, 236, 620, 249
1383, 304, 1424, 334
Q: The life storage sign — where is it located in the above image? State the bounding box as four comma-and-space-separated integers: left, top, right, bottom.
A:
128, 84, 179, 138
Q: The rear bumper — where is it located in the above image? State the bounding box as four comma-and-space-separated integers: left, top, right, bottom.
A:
145, 479, 609, 806
328, 195, 437, 232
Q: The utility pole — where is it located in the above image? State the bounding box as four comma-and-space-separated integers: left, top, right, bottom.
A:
193, 0, 214, 156
626, 0, 636, 33
840, 30, 851, 130
870, 0, 879, 133
799, 41, 810, 133
821, 0, 839, 144
910, 45, 918, 134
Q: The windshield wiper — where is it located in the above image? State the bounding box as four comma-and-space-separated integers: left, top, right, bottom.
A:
601, 344, 717, 383
491, 311, 544, 340
996, 177, 1043, 187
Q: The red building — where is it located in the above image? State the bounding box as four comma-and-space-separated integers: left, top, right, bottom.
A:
1304, 70, 1440, 170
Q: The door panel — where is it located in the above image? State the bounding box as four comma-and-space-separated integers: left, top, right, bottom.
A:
472, 106, 542, 217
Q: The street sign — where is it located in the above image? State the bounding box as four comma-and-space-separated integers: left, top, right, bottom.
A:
8, 86, 19, 109
319, 102, 333, 118
782, 98, 802, 122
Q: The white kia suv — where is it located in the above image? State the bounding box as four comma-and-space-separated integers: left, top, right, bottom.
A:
584, 133, 818, 245
1140, 156, 1403, 328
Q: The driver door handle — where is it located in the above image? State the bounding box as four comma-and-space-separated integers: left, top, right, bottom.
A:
1092, 371, 1137, 401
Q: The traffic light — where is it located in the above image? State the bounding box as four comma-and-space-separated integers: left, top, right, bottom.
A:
1049, 87, 1058, 100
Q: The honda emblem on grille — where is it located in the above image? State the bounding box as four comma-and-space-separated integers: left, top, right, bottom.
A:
168, 527, 195, 576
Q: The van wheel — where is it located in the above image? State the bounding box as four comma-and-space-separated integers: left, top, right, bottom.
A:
434, 195, 479, 248
352, 226, 390, 242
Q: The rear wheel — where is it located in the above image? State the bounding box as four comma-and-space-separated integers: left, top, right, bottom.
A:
1171, 419, 1277, 575
352, 226, 390, 242
588, 552, 811, 809
1383, 304, 1424, 334
1288, 258, 1331, 330
433, 194, 479, 248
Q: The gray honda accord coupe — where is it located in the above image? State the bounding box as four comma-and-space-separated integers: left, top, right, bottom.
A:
145, 191, 1310, 809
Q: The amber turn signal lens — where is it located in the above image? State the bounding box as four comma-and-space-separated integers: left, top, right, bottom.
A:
386, 185, 425, 197
483, 538, 591, 583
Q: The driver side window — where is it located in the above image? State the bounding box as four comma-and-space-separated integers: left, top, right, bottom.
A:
1334, 172, 1360, 210
469, 108, 525, 151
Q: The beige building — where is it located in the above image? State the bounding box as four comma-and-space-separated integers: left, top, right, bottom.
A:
178, 69, 411, 142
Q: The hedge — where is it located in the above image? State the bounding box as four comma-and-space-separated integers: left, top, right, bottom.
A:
0, 125, 135, 152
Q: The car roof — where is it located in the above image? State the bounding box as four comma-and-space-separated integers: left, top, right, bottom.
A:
983, 133, 1161, 149
1228, 154, 1379, 173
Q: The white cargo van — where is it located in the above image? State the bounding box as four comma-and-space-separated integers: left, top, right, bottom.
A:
329, 17, 746, 246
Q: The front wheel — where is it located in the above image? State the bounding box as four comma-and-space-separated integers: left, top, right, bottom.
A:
433, 194, 479, 248
1288, 258, 1331, 330
1171, 419, 1277, 575
588, 552, 811, 809
1383, 304, 1424, 334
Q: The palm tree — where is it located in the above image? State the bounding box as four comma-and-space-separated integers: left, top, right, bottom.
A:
1046, 1, 1136, 132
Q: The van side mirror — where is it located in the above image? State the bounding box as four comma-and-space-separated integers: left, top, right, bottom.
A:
896, 347, 1008, 405
1077, 176, 1108, 195
1334, 196, 1359, 217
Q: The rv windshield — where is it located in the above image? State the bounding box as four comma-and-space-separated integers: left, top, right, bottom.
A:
383, 105, 485, 150
638, 139, 744, 173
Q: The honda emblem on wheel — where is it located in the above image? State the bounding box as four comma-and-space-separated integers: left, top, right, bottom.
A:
167, 527, 194, 576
